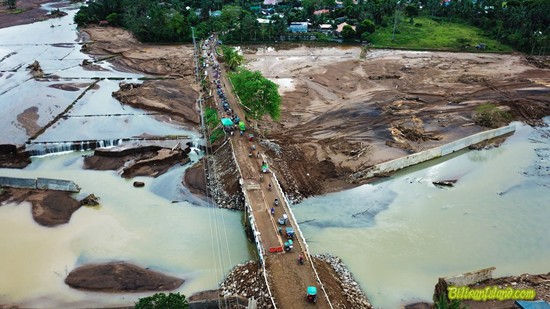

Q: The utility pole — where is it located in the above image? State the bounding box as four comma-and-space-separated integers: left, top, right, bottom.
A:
191, 26, 199, 83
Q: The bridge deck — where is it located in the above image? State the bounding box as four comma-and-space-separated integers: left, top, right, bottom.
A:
204, 38, 332, 308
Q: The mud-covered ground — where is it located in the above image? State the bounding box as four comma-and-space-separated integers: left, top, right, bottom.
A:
81, 27, 200, 128
0, 187, 81, 226
244, 45, 550, 198
65, 27, 550, 307
0, 0, 63, 29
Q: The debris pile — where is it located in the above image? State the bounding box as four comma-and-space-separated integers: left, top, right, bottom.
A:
368, 74, 401, 80
80, 194, 100, 206
315, 254, 372, 309
26, 60, 44, 77
205, 142, 244, 210
48, 9, 67, 18
220, 261, 272, 308
457, 74, 487, 84
259, 140, 282, 156
393, 124, 441, 142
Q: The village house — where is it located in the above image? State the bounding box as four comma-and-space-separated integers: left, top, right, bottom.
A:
289, 22, 308, 33
336, 22, 355, 35
313, 9, 330, 16
318, 24, 333, 35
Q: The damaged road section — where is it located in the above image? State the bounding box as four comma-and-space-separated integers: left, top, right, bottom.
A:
84, 144, 192, 178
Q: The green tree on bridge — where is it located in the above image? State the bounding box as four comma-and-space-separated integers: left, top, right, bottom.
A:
229, 69, 280, 121
221, 46, 244, 71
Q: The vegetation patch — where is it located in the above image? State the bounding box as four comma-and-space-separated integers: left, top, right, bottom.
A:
205, 107, 223, 143
228, 69, 280, 121
371, 17, 512, 52
135, 292, 188, 308
73, 0, 547, 54
473, 103, 512, 128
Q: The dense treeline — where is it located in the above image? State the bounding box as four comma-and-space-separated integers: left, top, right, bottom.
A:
424, 0, 549, 54
75, 0, 193, 42
75, 0, 548, 53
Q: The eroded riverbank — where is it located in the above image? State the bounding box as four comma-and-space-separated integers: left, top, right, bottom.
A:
1, 2, 549, 308
0, 6, 252, 307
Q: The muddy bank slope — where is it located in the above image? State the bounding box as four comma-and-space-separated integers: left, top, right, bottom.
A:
81, 27, 200, 128
65, 262, 184, 292
0, 0, 63, 29
431, 272, 550, 309
0, 187, 81, 226
245, 46, 550, 198
84, 145, 190, 178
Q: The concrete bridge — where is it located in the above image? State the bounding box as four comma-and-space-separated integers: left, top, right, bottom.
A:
200, 38, 334, 309
232, 135, 334, 309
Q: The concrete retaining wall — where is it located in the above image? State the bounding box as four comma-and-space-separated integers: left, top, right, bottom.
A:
0, 176, 80, 192
0, 176, 37, 189
445, 267, 496, 286
353, 125, 516, 180
37, 178, 80, 192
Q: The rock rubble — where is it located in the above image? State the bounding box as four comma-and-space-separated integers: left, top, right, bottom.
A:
220, 261, 272, 308
206, 142, 244, 210
315, 254, 372, 309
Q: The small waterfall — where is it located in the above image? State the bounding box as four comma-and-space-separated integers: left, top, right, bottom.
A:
26, 139, 124, 156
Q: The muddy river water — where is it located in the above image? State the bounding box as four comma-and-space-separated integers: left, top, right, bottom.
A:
1, 3, 549, 309
293, 121, 550, 308
0, 4, 253, 308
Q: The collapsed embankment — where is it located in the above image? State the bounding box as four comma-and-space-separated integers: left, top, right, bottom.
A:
84, 145, 190, 178
184, 139, 244, 210
430, 267, 550, 309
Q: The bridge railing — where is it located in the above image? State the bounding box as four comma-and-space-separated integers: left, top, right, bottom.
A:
269, 165, 334, 309
230, 141, 278, 309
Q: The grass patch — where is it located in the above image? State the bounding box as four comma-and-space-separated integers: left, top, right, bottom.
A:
8, 9, 25, 14
371, 16, 513, 52
474, 103, 512, 128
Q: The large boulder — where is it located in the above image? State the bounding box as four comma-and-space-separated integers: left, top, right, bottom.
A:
65, 262, 184, 292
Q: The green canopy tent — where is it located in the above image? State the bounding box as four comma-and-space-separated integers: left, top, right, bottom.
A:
238, 121, 246, 131
221, 118, 233, 127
